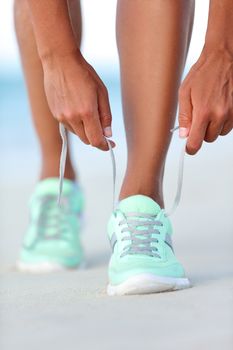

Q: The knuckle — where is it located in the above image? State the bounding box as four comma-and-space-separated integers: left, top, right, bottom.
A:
102, 114, 112, 123
214, 108, 226, 121
91, 137, 102, 148
179, 112, 190, 123
81, 108, 94, 120
57, 114, 66, 123
179, 113, 191, 128
65, 111, 75, 121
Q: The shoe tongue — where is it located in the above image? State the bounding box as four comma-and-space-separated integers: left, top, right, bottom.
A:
34, 178, 75, 197
118, 195, 161, 215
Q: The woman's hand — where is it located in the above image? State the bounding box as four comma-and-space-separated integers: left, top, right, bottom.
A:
178, 49, 233, 155
42, 50, 115, 151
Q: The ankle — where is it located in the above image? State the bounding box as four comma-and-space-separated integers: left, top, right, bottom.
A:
119, 185, 164, 208
40, 158, 76, 181
40, 170, 76, 181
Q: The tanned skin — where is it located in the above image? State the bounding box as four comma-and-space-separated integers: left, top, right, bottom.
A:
14, 0, 233, 206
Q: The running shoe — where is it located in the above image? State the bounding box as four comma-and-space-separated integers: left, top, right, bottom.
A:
107, 194, 190, 295
17, 178, 84, 272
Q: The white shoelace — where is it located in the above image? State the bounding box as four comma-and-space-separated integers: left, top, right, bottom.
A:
57, 123, 186, 217
58, 123, 68, 206
165, 125, 187, 216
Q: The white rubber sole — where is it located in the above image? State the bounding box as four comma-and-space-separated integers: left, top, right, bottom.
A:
16, 260, 86, 273
107, 273, 191, 296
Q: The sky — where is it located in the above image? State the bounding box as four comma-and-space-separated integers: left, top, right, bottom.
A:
0, 0, 209, 72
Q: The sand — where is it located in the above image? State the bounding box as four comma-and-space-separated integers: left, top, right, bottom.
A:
0, 136, 233, 350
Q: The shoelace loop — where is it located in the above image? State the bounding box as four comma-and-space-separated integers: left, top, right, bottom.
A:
58, 123, 186, 216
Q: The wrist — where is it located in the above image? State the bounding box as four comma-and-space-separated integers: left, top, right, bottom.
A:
203, 40, 233, 59
204, 24, 233, 57
41, 47, 83, 70
40, 42, 81, 62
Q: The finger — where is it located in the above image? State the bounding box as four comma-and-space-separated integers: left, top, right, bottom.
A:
204, 120, 223, 142
186, 109, 209, 155
57, 115, 88, 142
220, 119, 233, 136
98, 87, 112, 137
83, 111, 115, 151
178, 86, 192, 138
68, 120, 90, 145
58, 121, 75, 135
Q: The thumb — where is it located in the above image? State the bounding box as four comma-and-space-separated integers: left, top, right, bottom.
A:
178, 87, 192, 139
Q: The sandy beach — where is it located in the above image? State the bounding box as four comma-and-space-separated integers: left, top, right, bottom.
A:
1, 132, 233, 350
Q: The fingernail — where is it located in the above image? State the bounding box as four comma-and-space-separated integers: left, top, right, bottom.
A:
179, 127, 188, 139
104, 126, 112, 137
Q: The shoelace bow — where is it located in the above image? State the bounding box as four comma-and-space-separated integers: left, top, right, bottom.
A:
58, 123, 186, 257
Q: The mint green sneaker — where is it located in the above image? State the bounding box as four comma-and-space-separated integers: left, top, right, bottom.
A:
107, 195, 190, 295
17, 178, 85, 272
